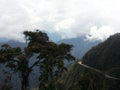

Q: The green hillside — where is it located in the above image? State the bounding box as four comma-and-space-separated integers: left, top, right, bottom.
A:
58, 33, 120, 90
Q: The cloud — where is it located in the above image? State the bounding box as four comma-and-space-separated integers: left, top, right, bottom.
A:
0, 0, 120, 41
86, 26, 116, 41
55, 18, 75, 31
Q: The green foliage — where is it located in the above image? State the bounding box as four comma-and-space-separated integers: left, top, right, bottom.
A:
0, 44, 21, 63
24, 30, 75, 90
61, 33, 120, 90
24, 30, 49, 46
0, 30, 75, 90
82, 33, 120, 71
18, 55, 29, 72
59, 61, 120, 90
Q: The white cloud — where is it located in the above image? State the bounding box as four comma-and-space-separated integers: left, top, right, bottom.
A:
86, 26, 116, 41
55, 18, 75, 31
0, 0, 120, 41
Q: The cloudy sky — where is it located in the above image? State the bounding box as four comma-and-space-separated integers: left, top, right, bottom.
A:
0, 0, 120, 41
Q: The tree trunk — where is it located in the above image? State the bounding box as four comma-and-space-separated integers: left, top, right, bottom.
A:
21, 72, 30, 90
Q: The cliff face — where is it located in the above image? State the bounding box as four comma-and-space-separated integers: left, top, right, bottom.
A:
59, 33, 120, 90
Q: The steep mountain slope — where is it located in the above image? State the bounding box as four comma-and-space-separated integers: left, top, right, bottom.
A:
59, 61, 120, 90
82, 33, 120, 72
59, 33, 120, 90
58, 36, 100, 59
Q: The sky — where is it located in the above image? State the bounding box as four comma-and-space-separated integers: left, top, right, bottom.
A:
0, 0, 120, 41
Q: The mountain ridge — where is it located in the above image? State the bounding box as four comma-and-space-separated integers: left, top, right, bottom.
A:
82, 33, 120, 71
58, 35, 100, 59
58, 33, 120, 90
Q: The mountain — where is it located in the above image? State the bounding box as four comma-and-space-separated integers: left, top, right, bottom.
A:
58, 61, 120, 90
0, 38, 9, 43
59, 33, 120, 90
58, 36, 100, 59
0, 35, 100, 59
0, 36, 100, 89
82, 33, 120, 72
0, 40, 26, 47
7, 40, 26, 47
0, 35, 101, 90
47, 32, 62, 42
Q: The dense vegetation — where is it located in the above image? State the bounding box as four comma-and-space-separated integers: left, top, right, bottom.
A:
59, 62, 120, 90
0, 30, 75, 90
82, 33, 120, 72
0, 31, 120, 90
58, 33, 120, 90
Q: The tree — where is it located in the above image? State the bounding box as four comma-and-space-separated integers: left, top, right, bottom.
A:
24, 30, 75, 90
0, 44, 32, 90
0, 30, 75, 90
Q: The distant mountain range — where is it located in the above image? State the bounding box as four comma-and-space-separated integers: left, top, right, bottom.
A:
58, 36, 100, 59
47, 32, 62, 42
0, 35, 100, 59
0, 38, 10, 43
0, 31, 62, 43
